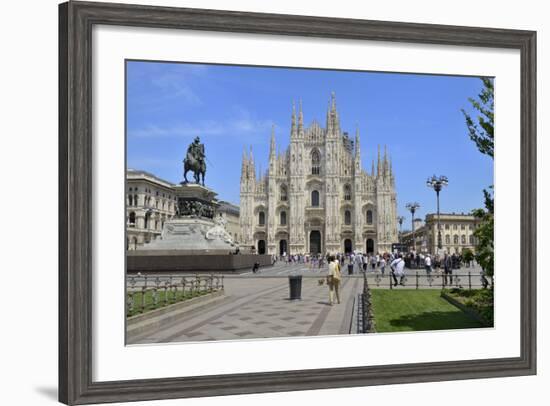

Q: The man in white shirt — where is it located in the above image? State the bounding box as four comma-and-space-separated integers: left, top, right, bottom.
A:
424, 254, 433, 276
390, 254, 406, 287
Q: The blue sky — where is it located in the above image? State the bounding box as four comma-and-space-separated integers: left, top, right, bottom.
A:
126, 60, 493, 224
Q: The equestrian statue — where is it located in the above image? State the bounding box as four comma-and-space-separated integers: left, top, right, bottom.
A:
183, 136, 206, 186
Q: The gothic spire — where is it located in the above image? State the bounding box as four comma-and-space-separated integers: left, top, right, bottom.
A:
269, 125, 276, 175
377, 144, 381, 177
249, 145, 255, 180
325, 99, 333, 135
355, 125, 361, 158
331, 91, 340, 133
383, 144, 388, 176
291, 100, 297, 139
269, 125, 276, 157
298, 99, 304, 127
241, 146, 248, 178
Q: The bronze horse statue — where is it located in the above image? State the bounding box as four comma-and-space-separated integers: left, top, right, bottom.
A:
183, 152, 206, 186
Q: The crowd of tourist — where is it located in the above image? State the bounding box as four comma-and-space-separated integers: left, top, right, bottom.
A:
269, 249, 488, 288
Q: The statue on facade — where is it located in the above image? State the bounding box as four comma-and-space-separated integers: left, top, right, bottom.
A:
183, 136, 206, 186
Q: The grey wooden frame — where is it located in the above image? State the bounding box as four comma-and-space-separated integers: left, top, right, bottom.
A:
59, 1, 537, 404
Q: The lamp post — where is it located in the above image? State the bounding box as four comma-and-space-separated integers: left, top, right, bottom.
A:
426, 175, 449, 252
405, 203, 420, 252
397, 216, 405, 243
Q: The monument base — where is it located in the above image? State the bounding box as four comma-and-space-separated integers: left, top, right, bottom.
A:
129, 182, 267, 273
127, 252, 272, 274
139, 217, 236, 251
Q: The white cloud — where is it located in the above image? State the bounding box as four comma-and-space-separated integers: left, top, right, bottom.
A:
129, 64, 209, 108
150, 72, 202, 106
128, 107, 275, 139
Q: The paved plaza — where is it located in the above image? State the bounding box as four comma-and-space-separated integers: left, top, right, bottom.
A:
127, 262, 485, 345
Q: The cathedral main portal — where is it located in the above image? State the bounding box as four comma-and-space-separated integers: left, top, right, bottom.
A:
309, 230, 321, 254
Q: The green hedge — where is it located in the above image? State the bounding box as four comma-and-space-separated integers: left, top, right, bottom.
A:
443, 288, 494, 326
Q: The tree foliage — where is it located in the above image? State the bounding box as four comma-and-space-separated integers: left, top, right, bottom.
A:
464, 78, 494, 277
462, 78, 494, 158
471, 188, 494, 277
461, 248, 475, 264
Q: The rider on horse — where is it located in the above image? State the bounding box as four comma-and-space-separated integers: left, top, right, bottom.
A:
183, 136, 206, 185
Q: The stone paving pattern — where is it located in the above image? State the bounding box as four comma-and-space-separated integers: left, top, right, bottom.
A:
127, 262, 485, 344
128, 265, 362, 344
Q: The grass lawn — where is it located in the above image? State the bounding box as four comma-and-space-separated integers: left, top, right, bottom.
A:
370, 290, 485, 333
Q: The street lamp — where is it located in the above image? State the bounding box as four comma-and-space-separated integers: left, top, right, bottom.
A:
405, 202, 420, 252
426, 175, 449, 252
397, 215, 405, 243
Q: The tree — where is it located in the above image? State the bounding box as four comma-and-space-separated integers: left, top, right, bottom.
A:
462, 248, 474, 265
462, 78, 494, 158
471, 188, 494, 277
463, 78, 494, 277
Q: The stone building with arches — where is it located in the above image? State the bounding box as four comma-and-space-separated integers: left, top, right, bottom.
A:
126, 169, 179, 250
401, 213, 480, 255
239, 94, 398, 256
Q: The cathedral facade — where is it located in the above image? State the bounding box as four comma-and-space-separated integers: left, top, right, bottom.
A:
239, 94, 398, 256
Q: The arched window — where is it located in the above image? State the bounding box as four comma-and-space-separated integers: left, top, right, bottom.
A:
445, 235, 450, 245
453, 235, 459, 244
311, 149, 320, 175
469, 235, 474, 245
344, 210, 351, 225
280, 185, 287, 201
461, 235, 466, 244
344, 184, 351, 200
311, 190, 320, 207
366, 210, 373, 225
280, 211, 287, 225
128, 212, 136, 227
259, 211, 265, 226
144, 212, 151, 229
133, 194, 138, 206
128, 195, 133, 206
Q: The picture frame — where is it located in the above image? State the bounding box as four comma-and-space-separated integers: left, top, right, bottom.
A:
59, 1, 537, 404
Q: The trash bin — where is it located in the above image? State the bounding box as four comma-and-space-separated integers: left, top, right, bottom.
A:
348, 264, 354, 275
288, 275, 302, 300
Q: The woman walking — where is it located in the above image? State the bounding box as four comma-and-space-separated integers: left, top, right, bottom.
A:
327, 256, 342, 305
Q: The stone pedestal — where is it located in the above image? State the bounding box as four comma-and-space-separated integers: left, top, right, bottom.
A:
139, 217, 236, 252
175, 183, 219, 219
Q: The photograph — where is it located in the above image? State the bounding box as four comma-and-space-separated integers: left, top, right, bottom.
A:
125, 61, 495, 344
